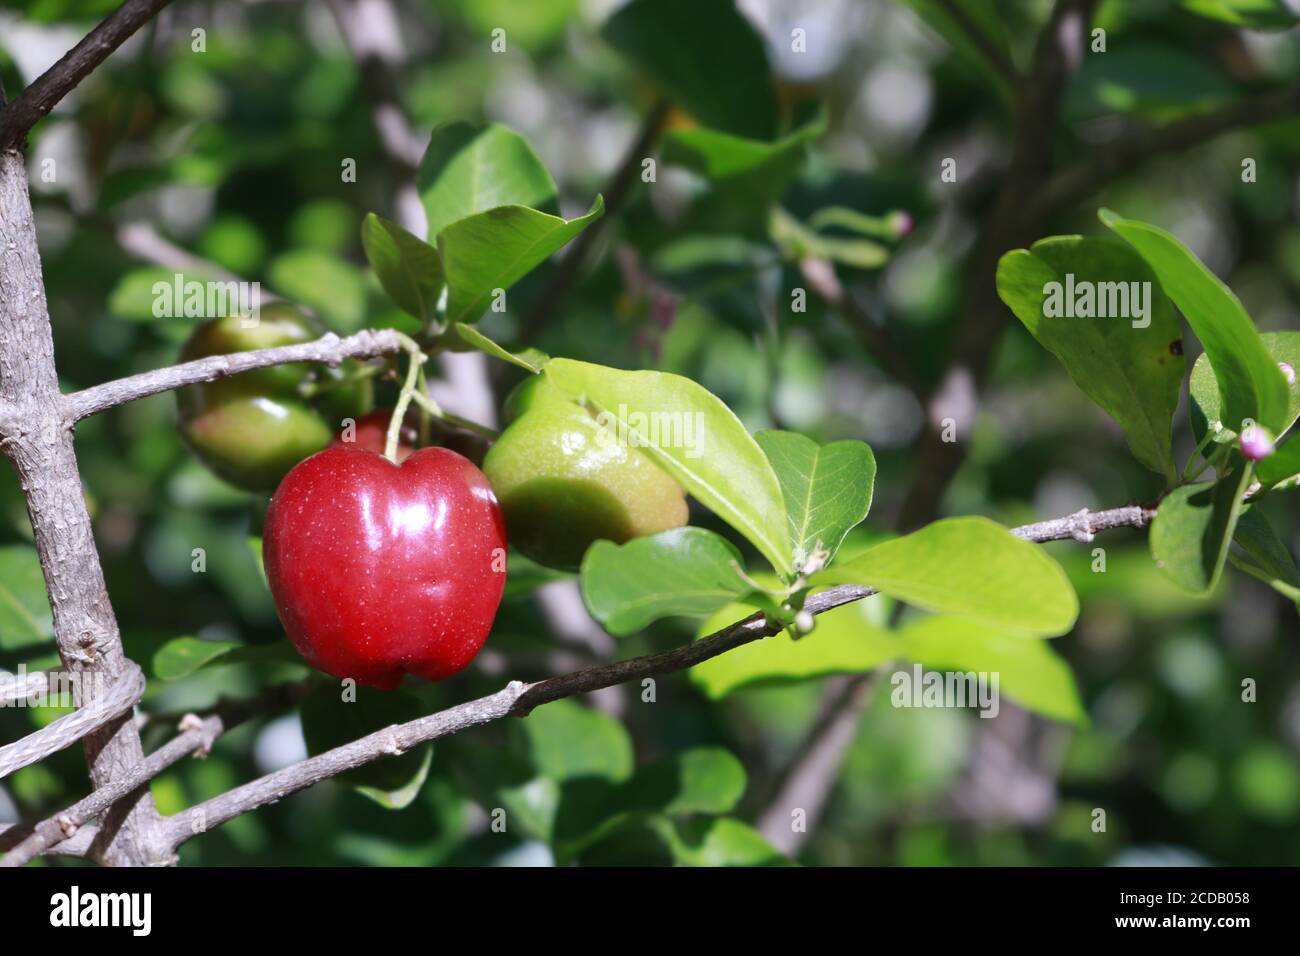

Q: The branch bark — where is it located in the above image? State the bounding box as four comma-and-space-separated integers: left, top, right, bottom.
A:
62, 327, 404, 422
0, 0, 175, 150
0, 149, 167, 866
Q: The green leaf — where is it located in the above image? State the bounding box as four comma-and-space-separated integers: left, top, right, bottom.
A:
1065, 43, 1235, 122
650, 816, 790, 866
580, 528, 752, 636
152, 636, 242, 680
544, 358, 793, 578
661, 107, 826, 204
996, 237, 1183, 479
441, 323, 543, 373
602, 0, 778, 140
690, 590, 900, 698
1191, 330, 1300, 445
360, 213, 444, 325
300, 683, 432, 809
1150, 467, 1254, 593
896, 616, 1086, 725
895, 0, 1014, 101
755, 430, 875, 572
1182, 0, 1300, 30
605, 747, 746, 817
0, 545, 53, 650
437, 196, 604, 325
417, 121, 557, 238
813, 517, 1079, 637
1230, 507, 1300, 604
1101, 209, 1290, 434
1257, 437, 1300, 489
268, 249, 368, 332
521, 698, 634, 783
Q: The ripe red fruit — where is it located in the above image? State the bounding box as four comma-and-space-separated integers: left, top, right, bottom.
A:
264, 446, 507, 689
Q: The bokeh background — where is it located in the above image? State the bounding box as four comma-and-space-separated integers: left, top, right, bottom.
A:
1, 0, 1298, 866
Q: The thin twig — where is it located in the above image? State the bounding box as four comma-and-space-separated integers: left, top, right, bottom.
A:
62, 328, 404, 422
0, 0, 176, 149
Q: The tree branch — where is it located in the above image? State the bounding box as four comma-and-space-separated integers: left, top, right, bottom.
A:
1, 715, 221, 867
62, 328, 404, 422
0, 0, 175, 150
0, 148, 167, 865
143, 504, 1152, 856
1032, 80, 1300, 220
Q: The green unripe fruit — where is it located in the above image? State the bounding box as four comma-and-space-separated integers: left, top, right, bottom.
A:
483, 376, 689, 570
182, 396, 335, 490
177, 305, 368, 491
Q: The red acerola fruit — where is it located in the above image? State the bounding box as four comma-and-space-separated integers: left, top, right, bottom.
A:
264, 446, 507, 689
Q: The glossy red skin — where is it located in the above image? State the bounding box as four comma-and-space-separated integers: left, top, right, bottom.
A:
329, 410, 416, 461
264, 446, 507, 689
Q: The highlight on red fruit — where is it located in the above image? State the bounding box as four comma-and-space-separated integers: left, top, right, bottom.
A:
263, 446, 507, 689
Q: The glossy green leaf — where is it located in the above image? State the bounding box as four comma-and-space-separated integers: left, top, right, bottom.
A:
662, 107, 826, 204
152, 635, 241, 680
996, 237, 1182, 479
1191, 331, 1300, 445
0, 545, 53, 650
417, 121, 557, 238
896, 616, 1087, 725
438, 196, 604, 325
1101, 209, 1290, 434
690, 591, 900, 699
545, 358, 793, 578
1183, 0, 1300, 29
813, 517, 1079, 637
602, 0, 778, 140
755, 430, 876, 572
360, 213, 444, 325
1150, 467, 1253, 593
300, 683, 432, 808
580, 528, 752, 636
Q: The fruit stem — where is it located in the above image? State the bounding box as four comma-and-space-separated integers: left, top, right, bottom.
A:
408, 390, 500, 441
386, 339, 427, 464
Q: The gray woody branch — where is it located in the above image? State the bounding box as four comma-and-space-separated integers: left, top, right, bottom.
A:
0, 0, 176, 150
9, 501, 1149, 863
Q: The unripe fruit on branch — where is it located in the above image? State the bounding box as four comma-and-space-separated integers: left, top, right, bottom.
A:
483, 376, 688, 570
176, 305, 371, 491
264, 446, 507, 689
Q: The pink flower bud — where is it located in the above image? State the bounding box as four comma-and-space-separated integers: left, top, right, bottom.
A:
1280, 362, 1296, 385
889, 210, 914, 239
1239, 424, 1275, 461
